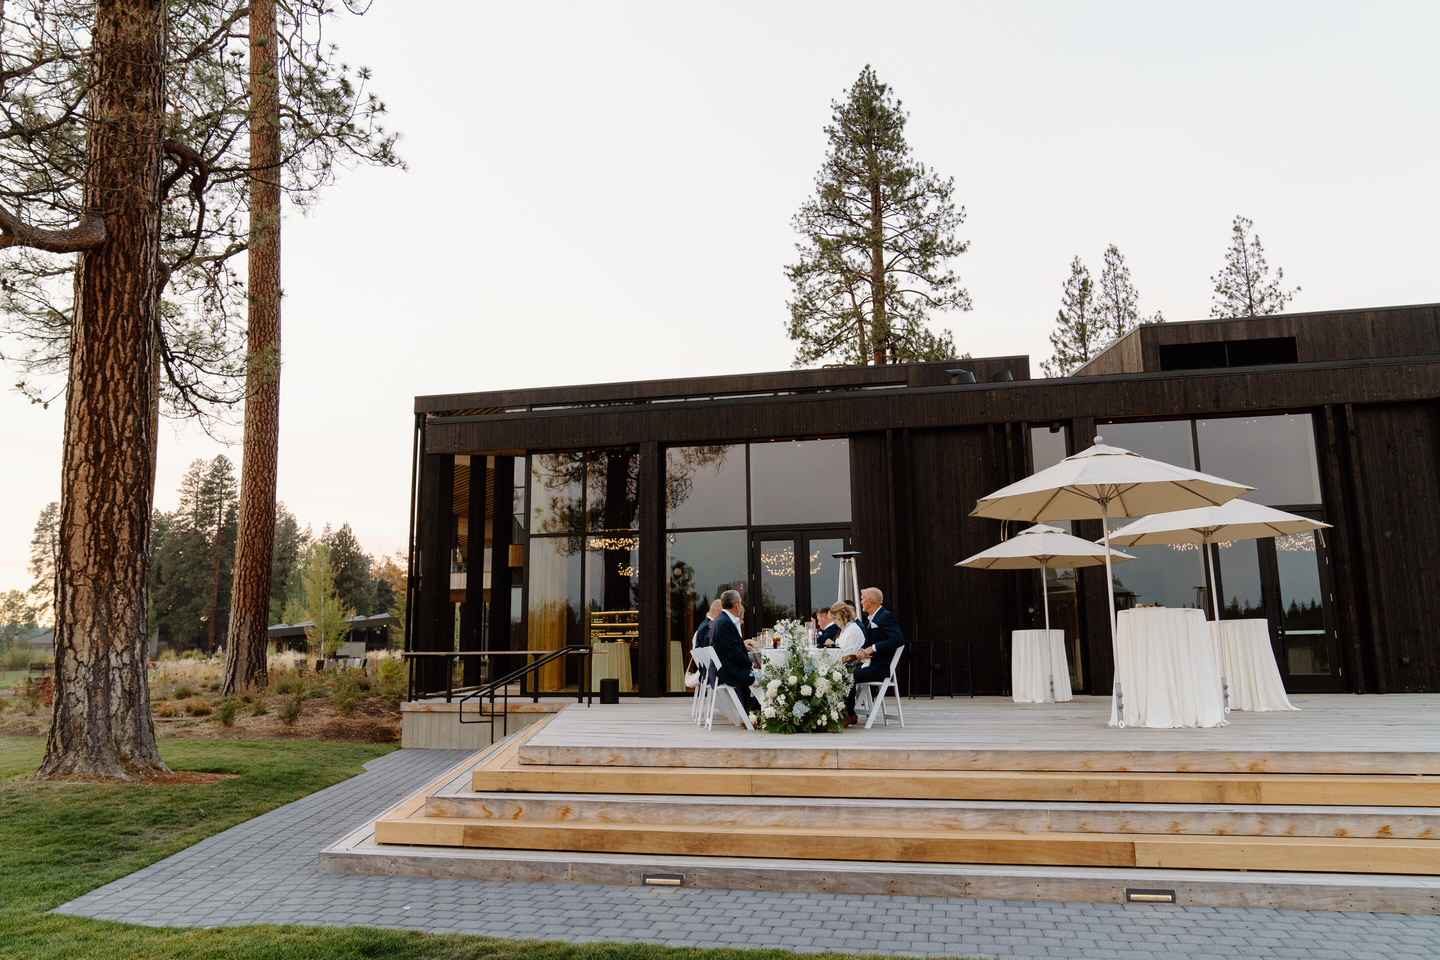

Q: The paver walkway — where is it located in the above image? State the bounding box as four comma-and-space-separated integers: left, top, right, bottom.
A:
56, 748, 1440, 958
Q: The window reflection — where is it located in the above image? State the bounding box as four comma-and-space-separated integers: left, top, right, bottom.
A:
1096, 420, 1194, 468
527, 535, 582, 691
750, 438, 851, 526
529, 452, 584, 535
1108, 538, 1207, 611
808, 537, 845, 613
665, 445, 745, 529
586, 531, 638, 693
1196, 414, 1321, 506
667, 530, 747, 692
1215, 540, 1264, 619
758, 538, 798, 627
586, 449, 639, 531
1030, 425, 1068, 472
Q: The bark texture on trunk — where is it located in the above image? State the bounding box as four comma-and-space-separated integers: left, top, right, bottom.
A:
869, 177, 886, 365
36, 0, 169, 781
222, 0, 281, 694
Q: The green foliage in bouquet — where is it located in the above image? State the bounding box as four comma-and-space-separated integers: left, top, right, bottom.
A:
752, 620, 853, 734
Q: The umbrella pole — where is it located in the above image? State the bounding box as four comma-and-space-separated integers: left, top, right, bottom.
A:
1101, 500, 1122, 726
1041, 562, 1051, 632
1204, 536, 1230, 714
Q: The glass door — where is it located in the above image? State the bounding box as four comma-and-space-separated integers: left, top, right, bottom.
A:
751, 529, 850, 632
1263, 523, 1344, 692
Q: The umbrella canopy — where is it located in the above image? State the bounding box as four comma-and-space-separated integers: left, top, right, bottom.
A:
1106, 500, 1331, 621
1106, 500, 1332, 548
971, 442, 1254, 522
957, 524, 1136, 630
969, 438, 1253, 719
957, 524, 1136, 571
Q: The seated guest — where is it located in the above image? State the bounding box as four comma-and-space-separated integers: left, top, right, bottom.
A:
830, 601, 866, 656
842, 587, 904, 727
692, 598, 723, 650
708, 589, 760, 715
814, 607, 840, 647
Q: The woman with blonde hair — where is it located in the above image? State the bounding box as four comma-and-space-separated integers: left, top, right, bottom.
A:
829, 600, 866, 656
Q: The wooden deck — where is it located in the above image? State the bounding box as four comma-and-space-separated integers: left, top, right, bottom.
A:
326, 695, 1440, 911
519, 694, 1440, 775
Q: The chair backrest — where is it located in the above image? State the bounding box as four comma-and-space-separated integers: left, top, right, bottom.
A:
888, 644, 905, 679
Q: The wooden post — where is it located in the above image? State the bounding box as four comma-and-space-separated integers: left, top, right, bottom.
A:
637, 441, 664, 696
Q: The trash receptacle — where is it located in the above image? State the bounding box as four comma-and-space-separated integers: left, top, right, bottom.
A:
599, 677, 620, 704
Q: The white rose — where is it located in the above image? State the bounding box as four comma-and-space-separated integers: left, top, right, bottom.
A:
763, 706, 776, 718
800, 685, 812, 697
787, 675, 799, 685
767, 679, 781, 694
831, 670, 842, 681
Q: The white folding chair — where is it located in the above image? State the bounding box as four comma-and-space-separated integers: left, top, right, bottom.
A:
856, 645, 905, 729
690, 647, 714, 722
697, 649, 754, 731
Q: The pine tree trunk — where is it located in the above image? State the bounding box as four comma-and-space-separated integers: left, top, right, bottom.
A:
870, 179, 886, 365
222, 0, 281, 695
36, 0, 169, 781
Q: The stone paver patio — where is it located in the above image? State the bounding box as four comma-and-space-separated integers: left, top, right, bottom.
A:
54, 747, 1440, 959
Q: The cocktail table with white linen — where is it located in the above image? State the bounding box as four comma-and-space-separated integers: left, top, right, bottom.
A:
1109, 607, 1226, 728
1211, 618, 1298, 712
1010, 629, 1072, 703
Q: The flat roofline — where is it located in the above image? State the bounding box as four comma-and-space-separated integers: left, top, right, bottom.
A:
414, 355, 1031, 415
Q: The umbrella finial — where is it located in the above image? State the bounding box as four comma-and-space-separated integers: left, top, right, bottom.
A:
1094, 435, 1103, 444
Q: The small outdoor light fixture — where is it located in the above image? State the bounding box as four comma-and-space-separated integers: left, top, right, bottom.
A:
946, 368, 976, 384
1124, 888, 1177, 904
643, 873, 684, 887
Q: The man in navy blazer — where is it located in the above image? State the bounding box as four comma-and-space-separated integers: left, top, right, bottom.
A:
844, 587, 904, 723
709, 590, 760, 713
813, 607, 840, 647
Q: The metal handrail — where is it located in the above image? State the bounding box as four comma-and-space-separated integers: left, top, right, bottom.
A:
404, 649, 591, 702
455, 645, 593, 738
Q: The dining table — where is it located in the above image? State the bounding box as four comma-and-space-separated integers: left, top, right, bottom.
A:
1211, 618, 1298, 712
1109, 607, 1227, 728
1010, 629, 1072, 703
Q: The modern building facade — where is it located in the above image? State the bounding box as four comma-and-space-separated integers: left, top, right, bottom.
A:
405, 302, 1440, 699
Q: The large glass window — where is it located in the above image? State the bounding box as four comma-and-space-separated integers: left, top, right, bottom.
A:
666, 530, 747, 692
749, 438, 851, 526
1215, 540, 1264, 619
1030, 425, 1069, 472
1096, 419, 1194, 468
1276, 532, 1329, 674
586, 449, 639, 531
665, 444, 746, 529
1196, 414, 1321, 506
526, 535, 582, 691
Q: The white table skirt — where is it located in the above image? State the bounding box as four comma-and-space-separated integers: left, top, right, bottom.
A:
589, 641, 634, 692
1211, 619, 1298, 712
1011, 629, 1072, 703
1110, 608, 1227, 729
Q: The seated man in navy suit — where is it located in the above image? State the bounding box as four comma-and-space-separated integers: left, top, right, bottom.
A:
814, 607, 840, 647
843, 587, 904, 726
709, 589, 760, 715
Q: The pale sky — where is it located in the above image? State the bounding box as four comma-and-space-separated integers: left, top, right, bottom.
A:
2, 1, 1437, 595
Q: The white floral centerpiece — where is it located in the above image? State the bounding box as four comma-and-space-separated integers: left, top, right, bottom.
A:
750, 619, 852, 734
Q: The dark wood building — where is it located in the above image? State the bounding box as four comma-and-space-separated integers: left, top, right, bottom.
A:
406, 302, 1440, 699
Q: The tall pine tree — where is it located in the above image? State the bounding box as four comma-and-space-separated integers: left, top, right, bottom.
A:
1210, 216, 1299, 317
1094, 245, 1163, 344
1041, 258, 1100, 378
786, 66, 970, 366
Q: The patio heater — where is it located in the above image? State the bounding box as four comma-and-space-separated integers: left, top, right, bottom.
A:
833, 550, 861, 609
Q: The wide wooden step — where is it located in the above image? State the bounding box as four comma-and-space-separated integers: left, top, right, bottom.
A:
373, 814, 1440, 875
423, 791, 1440, 839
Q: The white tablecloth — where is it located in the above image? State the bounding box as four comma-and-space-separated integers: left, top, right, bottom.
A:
1211, 619, 1298, 712
1011, 629, 1072, 703
1110, 608, 1227, 729
589, 641, 633, 692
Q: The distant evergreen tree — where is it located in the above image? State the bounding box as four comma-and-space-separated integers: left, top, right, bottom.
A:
1210, 215, 1299, 317
322, 522, 377, 616
1094, 245, 1163, 343
268, 503, 312, 625
283, 543, 354, 661
786, 66, 970, 366
148, 457, 238, 652
26, 502, 59, 626
1041, 258, 1100, 377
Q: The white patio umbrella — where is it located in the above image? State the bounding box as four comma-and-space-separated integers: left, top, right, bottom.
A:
1106, 500, 1332, 623
970, 439, 1254, 704
956, 524, 1135, 631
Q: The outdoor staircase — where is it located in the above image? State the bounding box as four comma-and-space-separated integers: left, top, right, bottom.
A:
320, 699, 1440, 912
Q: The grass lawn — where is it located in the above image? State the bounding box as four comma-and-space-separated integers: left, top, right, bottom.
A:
1, 737, 903, 960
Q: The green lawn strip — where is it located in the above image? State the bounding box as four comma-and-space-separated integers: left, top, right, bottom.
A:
0, 737, 963, 960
